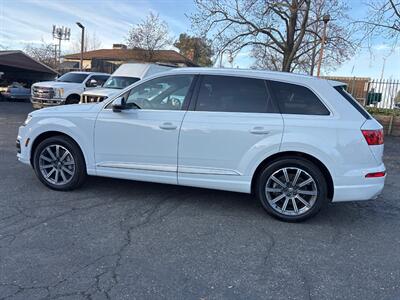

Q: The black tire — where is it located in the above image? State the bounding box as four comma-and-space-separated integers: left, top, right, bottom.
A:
33, 135, 87, 190
65, 95, 80, 105
255, 157, 328, 222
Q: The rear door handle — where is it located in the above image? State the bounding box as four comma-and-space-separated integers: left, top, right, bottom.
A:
159, 122, 177, 130
250, 127, 270, 135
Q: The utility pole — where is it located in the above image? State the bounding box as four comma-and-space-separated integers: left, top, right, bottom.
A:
53, 44, 58, 67
316, 14, 330, 77
380, 57, 386, 80
52, 25, 71, 66
76, 22, 85, 71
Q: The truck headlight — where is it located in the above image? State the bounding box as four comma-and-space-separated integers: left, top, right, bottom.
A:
22, 114, 33, 126
54, 88, 64, 98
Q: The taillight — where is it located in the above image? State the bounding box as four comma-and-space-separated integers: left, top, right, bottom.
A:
365, 171, 386, 178
362, 129, 384, 145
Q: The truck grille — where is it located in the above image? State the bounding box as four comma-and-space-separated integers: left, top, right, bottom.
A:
32, 86, 54, 99
81, 94, 106, 103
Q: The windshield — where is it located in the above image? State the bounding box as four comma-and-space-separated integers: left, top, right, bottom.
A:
102, 76, 141, 89
57, 73, 89, 83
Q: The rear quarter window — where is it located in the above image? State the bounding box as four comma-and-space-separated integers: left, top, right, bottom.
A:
334, 85, 371, 119
268, 81, 330, 115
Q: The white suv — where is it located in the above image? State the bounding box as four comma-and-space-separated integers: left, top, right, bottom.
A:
17, 68, 386, 221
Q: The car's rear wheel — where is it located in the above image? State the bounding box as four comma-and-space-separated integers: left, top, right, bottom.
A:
256, 158, 328, 222
33, 136, 86, 190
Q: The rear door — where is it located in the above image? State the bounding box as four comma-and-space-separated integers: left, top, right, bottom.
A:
178, 75, 284, 193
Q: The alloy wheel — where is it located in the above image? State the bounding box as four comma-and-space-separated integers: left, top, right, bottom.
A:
38, 144, 76, 185
265, 167, 318, 216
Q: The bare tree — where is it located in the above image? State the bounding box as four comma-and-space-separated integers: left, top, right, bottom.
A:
191, 0, 355, 73
71, 32, 102, 53
24, 40, 57, 69
126, 12, 172, 60
357, 0, 400, 47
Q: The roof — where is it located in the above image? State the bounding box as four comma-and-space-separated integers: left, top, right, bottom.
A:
0, 50, 57, 74
164, 67, 328, 84
63, 48, 198, 67
66, 71, 110, 75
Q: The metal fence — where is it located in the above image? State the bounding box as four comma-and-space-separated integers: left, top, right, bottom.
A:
324, 77, 400, 109
364, 79, 400, 109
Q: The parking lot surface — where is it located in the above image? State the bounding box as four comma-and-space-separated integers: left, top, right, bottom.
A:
0, 101, 399, 300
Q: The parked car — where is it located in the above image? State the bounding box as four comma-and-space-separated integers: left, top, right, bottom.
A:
2, 82, 30, 100
80, 63, 173, 104
17, 68, 386, 222
30, 71, 110, 109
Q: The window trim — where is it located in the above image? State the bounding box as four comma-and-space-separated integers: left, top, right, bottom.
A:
191, 74, 280, 114
266, 79, 333, 117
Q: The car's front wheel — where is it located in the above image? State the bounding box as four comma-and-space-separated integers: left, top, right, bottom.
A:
256, 158, 328, 222
33, 136, 86, 190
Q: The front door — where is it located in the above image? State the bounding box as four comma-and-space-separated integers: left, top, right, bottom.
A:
94, 74, 195, 185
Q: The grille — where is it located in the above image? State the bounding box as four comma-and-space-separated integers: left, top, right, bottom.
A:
32, 86, 54, 99
82, 94, 105, 103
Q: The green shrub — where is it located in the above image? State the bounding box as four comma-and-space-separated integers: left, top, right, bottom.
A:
366, 107, 400, 116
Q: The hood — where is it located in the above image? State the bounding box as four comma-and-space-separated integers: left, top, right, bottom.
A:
31, 103, 100, 116
32, 81, 82, 89
82, 88, 120, 98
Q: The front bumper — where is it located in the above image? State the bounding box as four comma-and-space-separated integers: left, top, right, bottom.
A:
16, 126, 32, 166
31, 97, 64, 108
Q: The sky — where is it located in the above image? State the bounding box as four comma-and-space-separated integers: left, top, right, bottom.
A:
0, 0, 399, 79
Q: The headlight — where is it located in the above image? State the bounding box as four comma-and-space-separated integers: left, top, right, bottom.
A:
53, 88, 64, 98
22, 114, 33, 126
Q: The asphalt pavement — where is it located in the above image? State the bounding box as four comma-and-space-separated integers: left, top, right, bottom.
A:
0, 101, 399, 300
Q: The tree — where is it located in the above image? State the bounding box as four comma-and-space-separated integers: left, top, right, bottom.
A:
24, 40, 57, 69
174, 33, 214, 66
71, 32, 102, 53
126, 12, 172, 60
358, 1, 400, 47
191, 0, 355, 73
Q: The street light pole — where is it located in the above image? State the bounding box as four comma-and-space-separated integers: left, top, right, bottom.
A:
76, 22, 85, 71
316, 14, 330, 77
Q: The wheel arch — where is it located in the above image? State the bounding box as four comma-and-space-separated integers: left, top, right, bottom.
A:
251, 151, 334, 200
66, 93, 81, 104
30, 131, 86, 168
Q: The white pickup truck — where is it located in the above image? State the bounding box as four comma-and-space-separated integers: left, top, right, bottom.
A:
31, 71, 110, 109
80, 63, 173, 103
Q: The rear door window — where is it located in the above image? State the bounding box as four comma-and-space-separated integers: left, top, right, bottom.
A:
268, 81, 330, 115
195, 75, 278, 113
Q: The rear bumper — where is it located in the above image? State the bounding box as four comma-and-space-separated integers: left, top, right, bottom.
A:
332, 163, 386, 202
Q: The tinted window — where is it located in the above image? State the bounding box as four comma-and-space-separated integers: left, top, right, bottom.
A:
90, 75, 110, 86
268, 81, 330, 115
125, 75, 194, 110
334, 85, 371, 119
196, 75, 277, 113
57, 73, 88, 83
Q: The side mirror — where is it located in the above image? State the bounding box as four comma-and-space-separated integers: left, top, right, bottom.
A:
112, 97, 126, 112
87, 79, 97, 87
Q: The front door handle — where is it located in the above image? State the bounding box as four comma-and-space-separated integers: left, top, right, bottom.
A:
250, 127, 270, 135
159, 122, 177, 130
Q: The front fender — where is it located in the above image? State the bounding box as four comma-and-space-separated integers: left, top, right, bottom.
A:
25, 116, 96, 174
